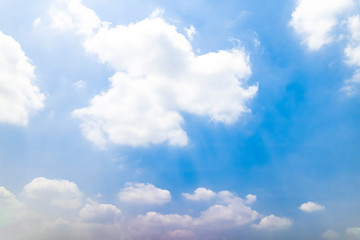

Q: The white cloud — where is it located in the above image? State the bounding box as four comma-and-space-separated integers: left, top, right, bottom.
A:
289, 0, 354, 50
167, 229, 196, 239
48, 0, 101, 36
73, 80, 87, 88
345, 15, 360, 67
346, 227, 360, 238
0, 186, 25, 224
194, 192, 259, 227
135, 212, 193, 228
49, 0, 257, 148
1, 181, 293, 240
322, 229, 340, 239
252, 215, 293, 230
23, 177, 82, 209
0, 186, 16, 204
291, 1, 360, 96
0, 31, 45, 126
0, 180, 125, 240
342, 15, 360, 95
130, 212, 194, 240
185, 25, 197, 40
118, 182, 171, 204
183, 187, 216, 201
341, 69, 360, 96
79, 201, 121, 223
181, 188, 260, 228
245, 194, 257, 204
299, 201, 325, 212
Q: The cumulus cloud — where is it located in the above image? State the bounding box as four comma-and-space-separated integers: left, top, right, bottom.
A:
299, 201, 325, 213
79, 201, 121, 223
135, 212, 193, 228
290, 1, 360, 95
194, 203, 259, 228
118, 182, 171, 204
183, 187, 216, 201
48, 0, 257, 148
0, 180, 124, 240
342, 15, 360, 95
1, 181, 293, 240
0, 31, 45, 126
252, 215, 293, 230
194, 191, 259, 227
346, 227, 360, 238
322, 229, 340, 239
129, 212, 194, 240
48, 0, 101, 36
345, 15, 360, 66
182, 188, 260, 227
0, 186, 27, 225
245, 194, 257, 204
185, 25, 197, 40
0, 186, 16, 204
289, 0, 354, 50
23, 177, 82, 209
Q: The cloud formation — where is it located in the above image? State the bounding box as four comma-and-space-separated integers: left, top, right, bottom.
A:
48, 0, 258, 148
322, 229, 340, 239
343, 15, 360, 95
23, 177, 82, 209
194, 191, 260, 227
0, 181, 293, 240
118, 182, 171, 205
252, 214, 293, 230
79, 201, 121, 223
299, 201, 325, 213
289, 0, 353, 51
0, 31, 45, 126
346, 227, 360, 239
290, 0, 360, 95
183, 187, 216, 201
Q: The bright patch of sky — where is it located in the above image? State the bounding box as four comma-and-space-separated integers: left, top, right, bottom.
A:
0, 0, 359, 239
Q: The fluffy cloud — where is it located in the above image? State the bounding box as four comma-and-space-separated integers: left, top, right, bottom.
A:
49, 0, 257, 148
342, 15, 360, 95
345, 15, 360, 66
183, 187, 216, 201
118, 182, 171, 204
245, 194, 257, 204
49, 0, 101, 35
135, 212, 193, 228
23, 177, 82, 209
79, 201, 121, 223
0, 31, 45, 126
1, 181, 293, 240
346, 227, 360, 239
167, 229, 196, 239
299, 201, 325, 213
290, 1, 360, 95
289, 0, 354, 50
182, 188, 260, 227
252, 215, 293, 230
194, 191, 259, 227
0, 180, 125, 240
0, 186, 16, 204
341, 70, 360, 96
322, 229, 340, 239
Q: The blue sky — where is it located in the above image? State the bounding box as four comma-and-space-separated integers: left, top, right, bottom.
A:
0, 0, 360, 239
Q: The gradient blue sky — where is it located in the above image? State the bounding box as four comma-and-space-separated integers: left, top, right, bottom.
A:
0, 0, 360, 239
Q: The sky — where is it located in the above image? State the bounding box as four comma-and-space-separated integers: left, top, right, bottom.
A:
0, 0, 360, 239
